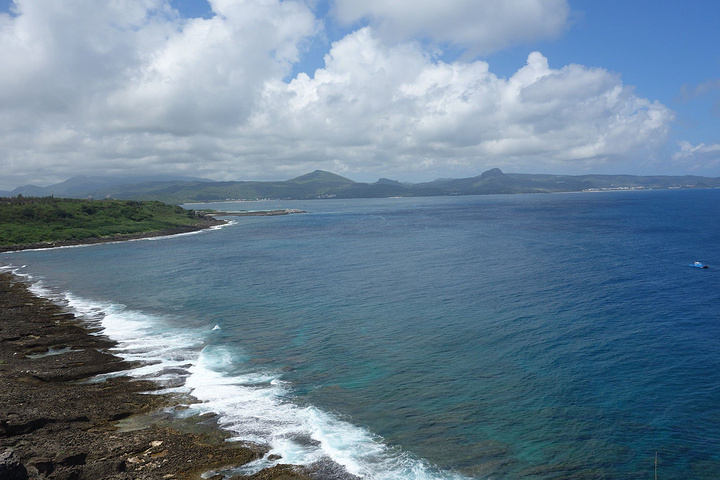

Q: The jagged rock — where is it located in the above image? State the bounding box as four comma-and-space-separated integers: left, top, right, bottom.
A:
26, 456, 53, 475
54, 451, 87, 466
0, 450, 28, 480
79, 457, 126, 478
231, 464, 313, 480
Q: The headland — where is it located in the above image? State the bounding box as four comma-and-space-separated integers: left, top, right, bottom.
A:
0, 219, 225, 253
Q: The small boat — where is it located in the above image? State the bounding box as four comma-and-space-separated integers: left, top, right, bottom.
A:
690, 261, 709, 269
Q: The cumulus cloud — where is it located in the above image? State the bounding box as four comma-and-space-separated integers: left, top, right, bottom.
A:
244, 30, 673, 177
104, 0, 319, 135
331, 0, 570, 55
0, 0, 674, 189
0, 0, 319, 187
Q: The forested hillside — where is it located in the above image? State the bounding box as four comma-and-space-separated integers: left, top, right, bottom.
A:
0, 196, 218, 249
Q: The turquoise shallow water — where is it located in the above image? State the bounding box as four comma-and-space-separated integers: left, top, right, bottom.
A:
4, 190, 720, 478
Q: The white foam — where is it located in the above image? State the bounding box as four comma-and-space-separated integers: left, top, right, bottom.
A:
182, 349, 467, 479
6, 268, 467, 480
1, 264, 33, 279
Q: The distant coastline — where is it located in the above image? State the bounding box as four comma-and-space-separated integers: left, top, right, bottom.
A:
5, 168, 720, 204
205, 209, 307, 217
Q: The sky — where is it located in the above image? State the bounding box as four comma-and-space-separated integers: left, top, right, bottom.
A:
0, 0, 719, 190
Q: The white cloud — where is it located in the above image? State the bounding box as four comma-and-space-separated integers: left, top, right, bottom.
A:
0, 0, 175, 114
0, 1, 674, 190
104, 0, 319, 135
673, 141, 720, 170
243, 29, 673, 178
331, 0, 569, 55
0, 0, 319, 188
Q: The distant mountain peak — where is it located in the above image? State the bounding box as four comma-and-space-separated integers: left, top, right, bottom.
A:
480, 168, 504, 179
288, 170, 355, 185
375, 178, 401, 185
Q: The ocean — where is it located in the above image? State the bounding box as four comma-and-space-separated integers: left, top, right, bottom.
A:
3, 189, 720, 479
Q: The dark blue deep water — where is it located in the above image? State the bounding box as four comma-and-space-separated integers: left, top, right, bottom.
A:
4, 190, 720, 479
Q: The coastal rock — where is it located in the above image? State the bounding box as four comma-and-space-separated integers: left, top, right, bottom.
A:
25, 457, 53, 475
230, 460, 361, 480
0, 273, 267, 480
78, 457, 127, 478
1, 271, 356, 480
0, 449, 28, 480
231, 464, 313, 480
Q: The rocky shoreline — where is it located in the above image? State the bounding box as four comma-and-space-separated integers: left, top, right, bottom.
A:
0, 272, 347, 480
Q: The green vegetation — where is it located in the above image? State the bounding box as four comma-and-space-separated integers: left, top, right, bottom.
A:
0, 196, 212, 248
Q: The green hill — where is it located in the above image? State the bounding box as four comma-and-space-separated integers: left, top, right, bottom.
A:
0, 196, 220, 250
4, 170, 720, 204
286, 170, 356, 186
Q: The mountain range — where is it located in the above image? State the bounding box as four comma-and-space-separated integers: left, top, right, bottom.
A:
3, 169, 719, 204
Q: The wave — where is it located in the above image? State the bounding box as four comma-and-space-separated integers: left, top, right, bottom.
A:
2, 264, 467, 480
